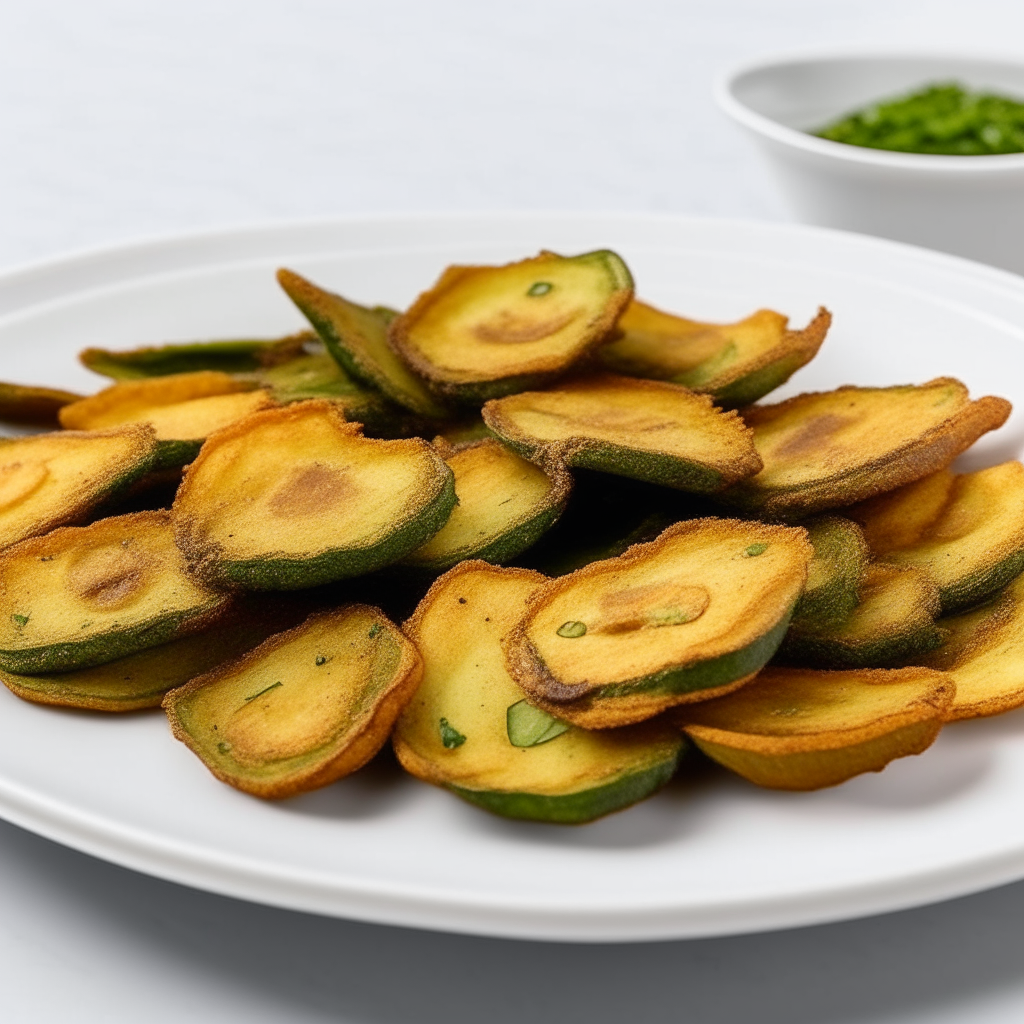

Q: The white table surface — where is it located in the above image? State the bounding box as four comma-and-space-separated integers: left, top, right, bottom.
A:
5, 2, 1024, 1021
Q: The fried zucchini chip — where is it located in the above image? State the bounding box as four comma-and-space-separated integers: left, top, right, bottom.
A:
721, 379, 1011, 518
0, 382, 83, 427
395, 562, 683, 823
0, 511, 230, 674
504, 518, 812, 728
0, 596, 311, 712
482, 375, 761, 493
173, 400, 457, 590
0, 426, 158, 551
781, 562, 943, 669
599, 304, 831, 406
80, 332, 309, 380
390, 250, 633, 403
164, 605, 422, 799
792, 516, 870, 631
920, 573, 1024, 720
59, 371, 277, 469
679, 665, 954, 790
846, 462, 1024, 613
402, 439, 571, 571
277, 268, 448, 419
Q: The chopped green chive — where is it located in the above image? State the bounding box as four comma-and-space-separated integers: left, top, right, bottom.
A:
506, 699, 570, 747
815, 82, 1024, 155
244, 680, 282, 702
315, 655, 328, 666
556, 620, 587, 638
217, 741, 232, 754
527, 281, 553, 297
368, 623, 382, 638
439, 717, 466, 749
745, 543, 769, 557
10, 613, 29, 628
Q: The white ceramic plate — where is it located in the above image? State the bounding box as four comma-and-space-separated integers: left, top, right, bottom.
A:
2, 213, 1024, 943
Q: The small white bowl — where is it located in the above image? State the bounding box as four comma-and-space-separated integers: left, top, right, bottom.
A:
717, 52, 1024, 274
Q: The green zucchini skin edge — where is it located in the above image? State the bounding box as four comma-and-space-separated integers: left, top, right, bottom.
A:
153, 438, 204, 471
710, 354, 812, 409
593, 606, 795, 700
197, 469, 459, 590
0, 602, 229, 674
446, 747, 682, 824
791, 517, 869, 631
80, 340, 290, 380
778, 619, 946, 670
400, 488, 568, 572
938, 547, 1024, 614
493, 432, 724, 494
522, 605, 795, 707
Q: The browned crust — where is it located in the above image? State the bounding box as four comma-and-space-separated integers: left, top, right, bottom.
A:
501, 517, 812, 726
729, 379, 1011, 517
429, 435, 573, 509
481, 374, 763, 489
163, 605, 423, 799
715, 306, 830, 391
689, 306, 831, 393
679, 666, 954, 754
388, 253, 633, 393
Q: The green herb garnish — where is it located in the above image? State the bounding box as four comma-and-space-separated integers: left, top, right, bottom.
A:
527, 281, 553, 296
556, 620, 587, 638
244, 680, 282, 702
816, 82, 1024, 155
745, 543, 769, 557
368, 623, 382, 638
10, 613, 29, 628
506, 699, 570, 747
439, 717, 466, 749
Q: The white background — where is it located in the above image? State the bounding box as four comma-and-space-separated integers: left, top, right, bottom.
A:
6, 2, 1024, 1021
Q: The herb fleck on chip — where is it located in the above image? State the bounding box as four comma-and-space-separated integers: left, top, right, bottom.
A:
439, 717, 466, 749
556, 620, 587, 638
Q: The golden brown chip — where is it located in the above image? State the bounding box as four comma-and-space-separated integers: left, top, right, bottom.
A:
390, 250, 633, 403
164, 605, 422, 798
720, 378, 1010, 518
482, 374, 762, 493
845, 461, 1024, 612
0, 426, 159, 551
599, 304, 830, 405
679, 665, 954, 789
780, 562, 944, 669
921, 572, 1024, 720
504, 517, 812, 728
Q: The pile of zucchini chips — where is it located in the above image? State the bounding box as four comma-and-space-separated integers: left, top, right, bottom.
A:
0, 247, 1019, 824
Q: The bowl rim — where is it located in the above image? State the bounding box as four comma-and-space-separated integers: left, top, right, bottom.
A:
715, 48, 1024, 173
